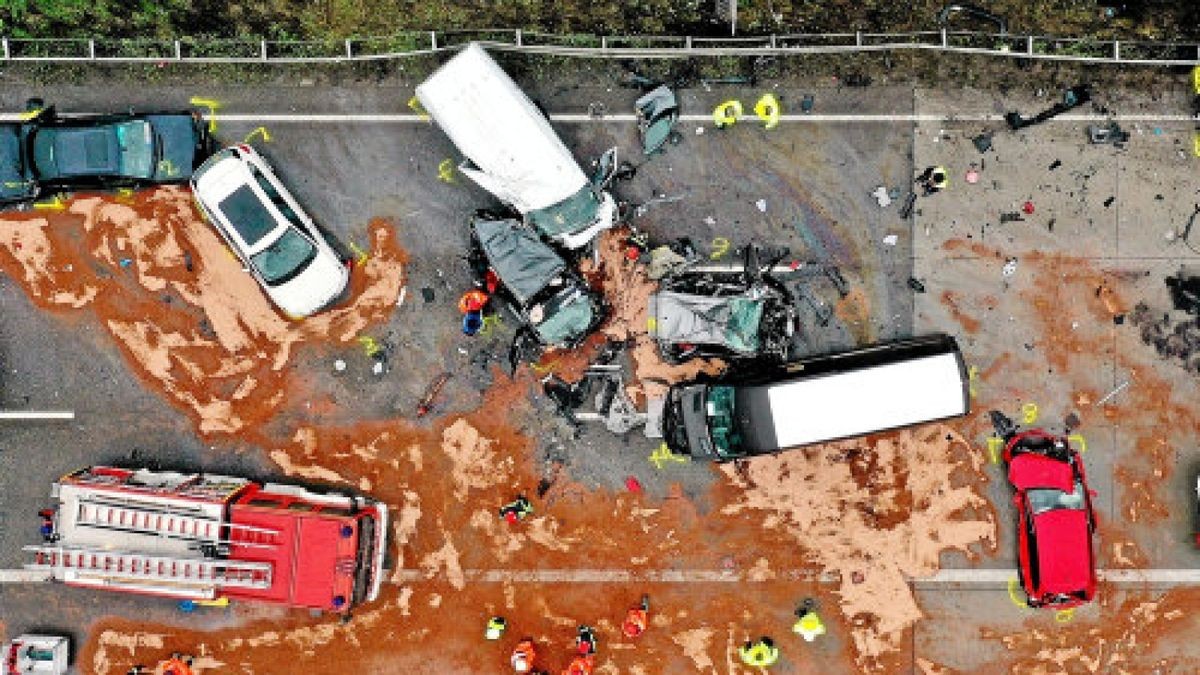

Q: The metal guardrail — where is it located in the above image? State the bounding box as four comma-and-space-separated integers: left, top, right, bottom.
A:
0, 29, 1197, 66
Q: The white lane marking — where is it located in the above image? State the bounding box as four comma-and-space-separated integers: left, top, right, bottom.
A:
374, 568, 1200, 585
9, 567, 1200, 585
0, 411, 75, 420
1, 112, 1195, 124
0, 569, 54, 583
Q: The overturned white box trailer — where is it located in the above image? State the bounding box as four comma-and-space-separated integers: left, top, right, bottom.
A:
416, 43, 617, 249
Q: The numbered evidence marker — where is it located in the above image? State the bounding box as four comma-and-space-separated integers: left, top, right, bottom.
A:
1021, 402, 1039, 425
649, 443, 689, 469
986, 436, 1004, 464
709, 237, 730, 260
437, 159, 457, 183
243, 126, 272, 144
189, 97, 221, 133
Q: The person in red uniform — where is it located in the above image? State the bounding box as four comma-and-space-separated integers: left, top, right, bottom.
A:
511, 638, 537, 674
621, 595, 649, 639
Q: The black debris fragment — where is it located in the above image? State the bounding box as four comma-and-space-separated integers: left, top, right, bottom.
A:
1005, 86, 1090, 130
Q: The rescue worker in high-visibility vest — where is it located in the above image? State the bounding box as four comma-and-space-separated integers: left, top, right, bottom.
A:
511, 638, 537, 674
793, 598, 826, 642
621, 594, 649, 639
917, 165, 949, 195
486, 616, 508, 640
738, 637, 780, 668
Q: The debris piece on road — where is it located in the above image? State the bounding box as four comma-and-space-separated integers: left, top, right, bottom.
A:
416, 371, 452, 417
624, 476, 643, 493
1002, 258, 1019, 277
965, 169, 980, 184
755, 198, 768, 213
972, 133, 993, 153
1005, 85, 1090, 130
882, 234, 898, 246
800, 94, 815, 113
421, 287, 435, 303
1022, 201, 1035, 215
1104, 196, 1115, 208
498, 494, 533, 524
1000, 212, 1025, 223
334, 359, 347, 372
899, 192, 917, 218
1087, 122, 1130, 146
1049, 159, 1062, 170
872, 186, 892, 207
635, 85, 680, 155
908, 277, 926, 293
1096, 380, 1130, 406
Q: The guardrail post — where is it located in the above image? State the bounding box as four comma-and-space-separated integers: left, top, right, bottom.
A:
1026, 35, 1034, 55
770, 34, 777, 49
1112, 39, 1120, 61
855, 31, 862, 47
940, 28, 947, 47
3, 38, 9, 61
601, 36, 607, 50
89, 39, 95, 60
260, 39, 267, 61
686, 35, 692, 50
515, 29, 522, 46
174, 40, 181, 60
430, 31, 437, 50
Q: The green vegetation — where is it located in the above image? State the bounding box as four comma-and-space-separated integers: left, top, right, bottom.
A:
0, 0, 1195, 43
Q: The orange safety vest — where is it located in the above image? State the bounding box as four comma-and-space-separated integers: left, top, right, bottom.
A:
458, 289, 489, 314
562, 655, 594, 675
156, 659, 194, 675
511, 640, 536, 673
622, 608, 648, 638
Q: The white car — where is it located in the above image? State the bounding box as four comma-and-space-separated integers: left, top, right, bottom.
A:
190, 144, 349, 317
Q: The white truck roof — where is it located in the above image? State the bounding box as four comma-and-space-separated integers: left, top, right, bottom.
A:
415, 43, 588, 214
767, 351, 968, 447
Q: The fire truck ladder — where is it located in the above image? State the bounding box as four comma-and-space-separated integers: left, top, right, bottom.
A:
22, 545, 274, 590
72, 496, 280, 549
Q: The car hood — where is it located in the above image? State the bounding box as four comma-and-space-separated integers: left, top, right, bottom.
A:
1032, 508, 1093, 594
0, 125, 35, 202
147, 114, 203, 181
268, 249, 349, 317
1008, 452, 1075, 491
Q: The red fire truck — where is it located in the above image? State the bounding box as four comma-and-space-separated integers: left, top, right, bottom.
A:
24, 466, 388, 613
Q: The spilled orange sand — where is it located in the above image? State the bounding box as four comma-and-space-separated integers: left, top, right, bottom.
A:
0, 188, 406, 435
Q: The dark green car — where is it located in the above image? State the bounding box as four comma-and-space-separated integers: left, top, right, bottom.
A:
0, 104, 211, 206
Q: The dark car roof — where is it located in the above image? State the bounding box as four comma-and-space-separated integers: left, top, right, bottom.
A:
27, 109, 205, 183
472, 216, 566, 308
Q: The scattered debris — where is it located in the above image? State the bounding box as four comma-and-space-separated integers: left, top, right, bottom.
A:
1002, 258, 1019, 277
1022, 201, 1035, 215
634, 85, 680, 155
1104, 196, 1116, 208
1095, 380, 1130, 406
1087, 121, 1130, 146
871, 186, 892, 207
907, 277, 927, 293
971, 133, 993, 153
882, 234, 899, 246
334, 359, 347, 372
1000, 212, 1024, 223
1048, 159, 1062, 170
416, 372, 452, 417
1165, 269, 1200, 315
755, 198, 768, 213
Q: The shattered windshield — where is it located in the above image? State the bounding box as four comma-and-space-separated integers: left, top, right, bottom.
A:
705, 386, 744, 458
526, 185, 600, 237
1028, 481, 1086, 515
724, 297, 766, 353
532, 288, 595, 345
250, 228, 317, 286
115, 121, 154, 178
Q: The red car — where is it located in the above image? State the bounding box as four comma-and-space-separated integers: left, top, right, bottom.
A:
999, 422, 1097, 609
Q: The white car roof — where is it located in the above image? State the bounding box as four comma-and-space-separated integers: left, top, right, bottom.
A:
193, 150, 289, 256
415, 43, 588, 214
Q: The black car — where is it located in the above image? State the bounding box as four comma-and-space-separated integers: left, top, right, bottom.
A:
0, 102, 211, 205
467, 214, 605, 354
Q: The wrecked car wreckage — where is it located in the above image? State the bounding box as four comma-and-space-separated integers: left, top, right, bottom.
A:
468, 213, 606, 365
649, 243, 796, 364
